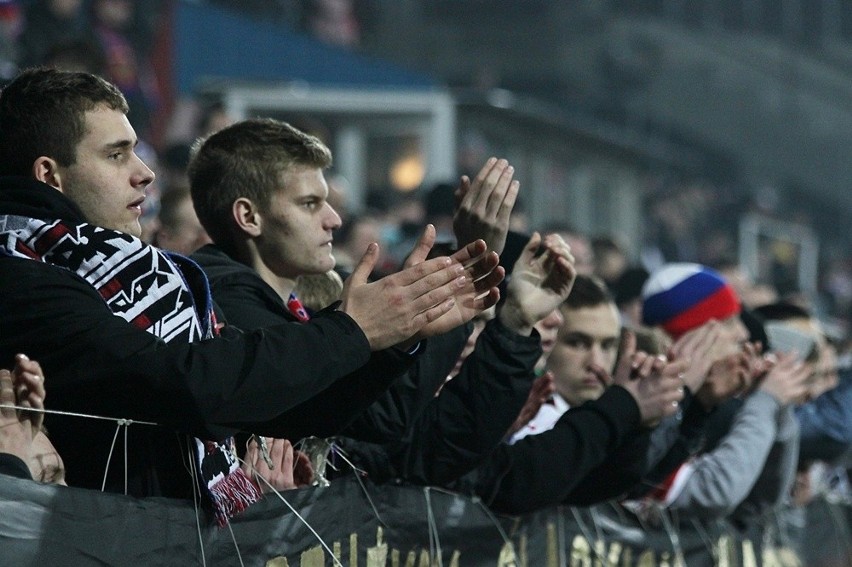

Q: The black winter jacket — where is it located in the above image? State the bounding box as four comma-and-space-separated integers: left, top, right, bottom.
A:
192, 244, 544, 486
0, 178, 375, 498
191, 244, 418, 440
469, 385, 649, 514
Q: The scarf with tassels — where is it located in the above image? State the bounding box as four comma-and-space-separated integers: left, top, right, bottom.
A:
0, 214, 262, 526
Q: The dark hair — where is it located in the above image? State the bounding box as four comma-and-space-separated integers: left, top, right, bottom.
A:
42, 39, 108, 75
591, 235, 623, 257
611, 266, 650, 307
157, 185, 192, 232
752, 301, 812, 322
188, 118, 332, 248
564, 274, 613, 311
0, 67, 128, 176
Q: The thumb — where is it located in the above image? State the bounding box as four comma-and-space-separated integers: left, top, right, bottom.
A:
403, 224, 436, 268
347, 242, 380, 288
514, 232, 541, 271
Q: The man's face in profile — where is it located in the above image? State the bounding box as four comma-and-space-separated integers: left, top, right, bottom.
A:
53, 105, 154, 236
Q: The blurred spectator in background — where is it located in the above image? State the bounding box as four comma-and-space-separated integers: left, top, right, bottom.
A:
423, 181, 456, 244
754, 302, 852, 462
591, 234, 627, 287
333, 211, 391, 277
714, 257, 779, 310
42, 36, 104, 73
17, 0, 87, 70
196, 100, 236, 139
302, 0, 361, 49
0, 0, 20, 81
158, 142, 192, 189
643, 193, 698, 268
90, 0, 159, 138
151, 185, 211, 256
822, 253, 852, 323
293, 270, 344, 314
382, 192, 425, 265
611, 265, 649, 329
209, 0, 300, 28
632, 263, 806, 548
543, 221, 594, 275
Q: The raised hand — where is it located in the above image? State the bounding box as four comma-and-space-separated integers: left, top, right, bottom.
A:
10, 354, 44, 437
630, 356, 689, 428
667, 320, 728, 392
402, 225, 505, 343
0, 354, 45, 467
453, 157, 519, 255
499, 232, 576, 336
756, 352, 811, 405
695, 341, 765, 410
340, 228, 474, 350
242, 437, 315, 493
612, 332, 685, 427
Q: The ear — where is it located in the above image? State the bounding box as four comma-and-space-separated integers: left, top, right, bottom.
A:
32, 157, 63, 191
232, 197, 262, 238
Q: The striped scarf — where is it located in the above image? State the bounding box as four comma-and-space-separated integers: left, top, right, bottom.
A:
0, 215, 262, 526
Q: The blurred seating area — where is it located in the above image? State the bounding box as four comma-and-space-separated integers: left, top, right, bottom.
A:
2, 0, 848, 341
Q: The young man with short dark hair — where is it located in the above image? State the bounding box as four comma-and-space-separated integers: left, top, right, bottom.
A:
0, 69, 500, 519
188, 118, 580, 485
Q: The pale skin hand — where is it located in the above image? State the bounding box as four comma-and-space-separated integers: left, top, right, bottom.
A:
29, 430, 66, 485
499, 232, 577, 336
453, 157, 519, 255
0, 354, 46, 466
755, 352, 811, 406
400, 225, 504, 345
807, 368, 838, 401
695, 341, 767, 410
612, 332, 686, 427
667, 320, 729, 393
241, 437, 315, 493
340, 225, 472, 351
807, 344, 838, 400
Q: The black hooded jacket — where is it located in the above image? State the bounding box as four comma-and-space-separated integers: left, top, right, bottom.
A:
0, 177, 382, 499
192, 243, 545, 486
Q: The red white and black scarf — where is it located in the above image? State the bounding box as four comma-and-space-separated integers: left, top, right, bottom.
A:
0, 214, 262, 526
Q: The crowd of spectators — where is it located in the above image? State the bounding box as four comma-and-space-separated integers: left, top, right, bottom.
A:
1, 1, 847, 337
0, 4, 849, 564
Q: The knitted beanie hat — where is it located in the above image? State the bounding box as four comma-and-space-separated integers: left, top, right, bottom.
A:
641, 263, 740, 338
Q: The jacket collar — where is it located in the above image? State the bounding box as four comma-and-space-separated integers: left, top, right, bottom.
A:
0, 176, 88, 224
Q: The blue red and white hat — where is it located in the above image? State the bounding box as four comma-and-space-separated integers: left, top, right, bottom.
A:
641, 263, 740, 338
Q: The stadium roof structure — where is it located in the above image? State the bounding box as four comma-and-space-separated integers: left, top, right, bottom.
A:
173, 2, 438, 96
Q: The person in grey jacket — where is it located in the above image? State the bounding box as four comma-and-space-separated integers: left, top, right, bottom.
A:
650, 355, 806, 519
631, 263, 809, 522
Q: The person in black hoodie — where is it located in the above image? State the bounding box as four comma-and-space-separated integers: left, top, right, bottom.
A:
188, 120, 579, 485
0, 67, 502, 517
463, 277, 688, 513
